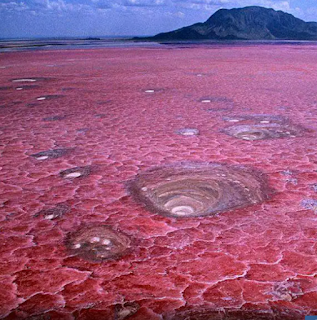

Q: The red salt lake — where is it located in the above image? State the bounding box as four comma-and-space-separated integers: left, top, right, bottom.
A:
1, 44, 317, 319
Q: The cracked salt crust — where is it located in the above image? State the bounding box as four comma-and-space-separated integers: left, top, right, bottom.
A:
2, 45, 317, 318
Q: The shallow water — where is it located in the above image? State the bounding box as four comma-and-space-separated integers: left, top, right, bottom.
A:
0, 44, 317, 319
2, 38, 317, 52
0, 38, 161, 52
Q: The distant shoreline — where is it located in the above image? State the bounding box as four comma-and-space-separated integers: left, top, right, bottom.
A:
1, 38, 317, 53
0, 38, 159, 52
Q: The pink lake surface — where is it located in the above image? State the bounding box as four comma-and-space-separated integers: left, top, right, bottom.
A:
1, 45, 317, 319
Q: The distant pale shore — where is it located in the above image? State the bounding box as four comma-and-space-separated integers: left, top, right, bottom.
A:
2, 38, 317, 52
0, 38, 160, 52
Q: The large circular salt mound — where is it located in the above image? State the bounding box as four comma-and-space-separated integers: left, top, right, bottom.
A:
128, 162, 273, 218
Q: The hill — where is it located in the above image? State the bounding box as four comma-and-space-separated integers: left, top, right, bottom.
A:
137, 6, 317, 41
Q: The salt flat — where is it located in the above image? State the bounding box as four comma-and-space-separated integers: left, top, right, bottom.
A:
0, 44, 317, 319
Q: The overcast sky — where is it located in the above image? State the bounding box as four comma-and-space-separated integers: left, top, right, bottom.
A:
1, 0, 317, 39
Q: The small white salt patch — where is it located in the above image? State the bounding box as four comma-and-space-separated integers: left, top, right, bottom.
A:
177, 128, 200, 136
171, 205, 195, 216
182, 131, 196, 136
36, 155, 49, 160
222, 297, 233, 301
145, 90, 155, 93
44, 214, 56, 220
12, 79, 37, 82
197, 74, 203, 77
260, 120, 270, 124
102, 239, 111, 245
65, 172, 82, 178
16, 87, 23, 91
242, 136, 252, 140
73, 243, 81, 249
141, 187, 148, 192
90, 237, 101, 243
228, 119, 240, 122
201, 99, 211, 103
37, 97, 46, 101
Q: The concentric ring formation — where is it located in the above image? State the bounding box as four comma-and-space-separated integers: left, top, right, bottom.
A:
223, 123, 302, 141
66, 225, 131, 262
128, 163, 272, 218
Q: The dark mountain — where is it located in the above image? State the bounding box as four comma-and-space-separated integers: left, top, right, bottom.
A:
138, 6, 317, 41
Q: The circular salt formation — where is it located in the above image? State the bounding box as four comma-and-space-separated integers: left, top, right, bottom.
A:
31, 148, 71, 160
65, 172, 82, 178
223, 123, 301, 141
176, 128, 200, 136
37, 95, 63, 101
60, 166, 91, 179
35, 203, 70, 220
66, 225, 131, 261
237, 130, 266, 141
128, 162, 272, 218
12, 78, 37, 83
36, 156, 49, 161
11, 77, 52, 83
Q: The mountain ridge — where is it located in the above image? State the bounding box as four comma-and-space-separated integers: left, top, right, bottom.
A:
135, 6, 317, 41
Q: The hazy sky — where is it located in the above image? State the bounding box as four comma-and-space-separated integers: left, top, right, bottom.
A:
1, 0, 317, 38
